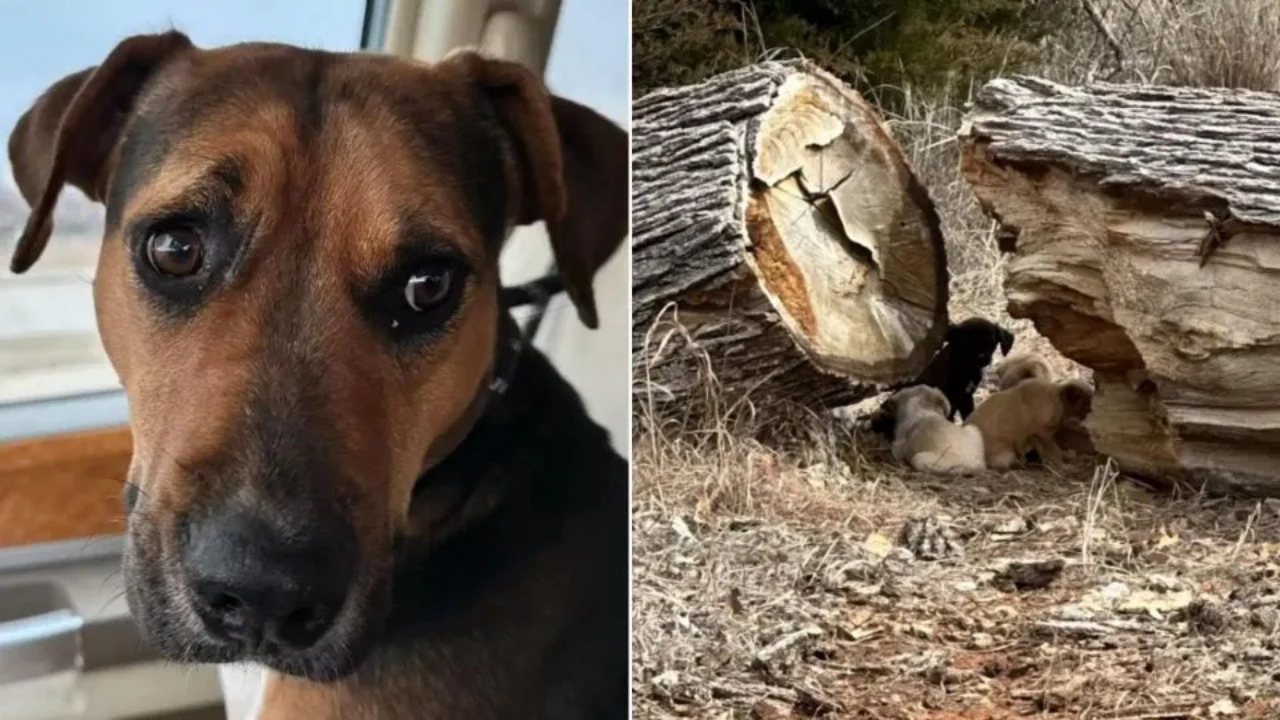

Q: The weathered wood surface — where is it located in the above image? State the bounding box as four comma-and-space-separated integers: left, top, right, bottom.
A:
960, 75, 1280, 495
632, 61, 948, 421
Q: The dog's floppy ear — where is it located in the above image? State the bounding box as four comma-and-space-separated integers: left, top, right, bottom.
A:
7, 31, 193, 274
997, 326, 1015, 355
441, 50, 628, 330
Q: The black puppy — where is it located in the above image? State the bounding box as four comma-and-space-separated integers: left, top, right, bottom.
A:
868, 318, 1013, 438
921, 318, 1014, 420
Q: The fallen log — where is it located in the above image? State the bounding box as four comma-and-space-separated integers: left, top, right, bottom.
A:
632, 61, 948, 421
960, 76, 1280, 495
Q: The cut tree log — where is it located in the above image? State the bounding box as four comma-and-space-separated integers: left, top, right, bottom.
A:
960, 76, 1280, 495
632, 61, 948, 421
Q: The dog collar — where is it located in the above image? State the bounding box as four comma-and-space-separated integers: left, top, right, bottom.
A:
418, 314, 522, 472
416, 271, 562, 474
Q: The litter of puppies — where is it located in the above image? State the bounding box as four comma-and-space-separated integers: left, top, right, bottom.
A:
867, 318, 1096, 475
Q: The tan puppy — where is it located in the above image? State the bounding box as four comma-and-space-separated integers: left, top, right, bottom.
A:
996, 353, 1053, 390
885, 385, 986, 474
965, 378, 1093, 470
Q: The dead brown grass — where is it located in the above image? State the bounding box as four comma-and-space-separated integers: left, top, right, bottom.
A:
635, 411, 1280, 718
1039, 0, 1280, 90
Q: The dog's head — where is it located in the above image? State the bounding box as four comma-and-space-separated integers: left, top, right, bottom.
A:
7, 32, 627, 680
945, 317, 1014, 371
1058, 379, 1094, 421
891, 384, 951, 422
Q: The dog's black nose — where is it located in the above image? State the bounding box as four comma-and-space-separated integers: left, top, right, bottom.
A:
183, 511, 354, 650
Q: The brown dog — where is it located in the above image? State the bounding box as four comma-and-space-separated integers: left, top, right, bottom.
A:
995, 353, 1053, 390
993, 355, 1097, 460
8, 31, 628, 719
964, 378, 1094, 470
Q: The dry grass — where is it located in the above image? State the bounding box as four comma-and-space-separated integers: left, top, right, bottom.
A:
1038, 0, 1280, 90
1152, 0, 1280, 91
634, 411, 1280, 718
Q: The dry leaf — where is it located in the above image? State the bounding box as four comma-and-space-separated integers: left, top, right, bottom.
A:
865, 532, 894, 557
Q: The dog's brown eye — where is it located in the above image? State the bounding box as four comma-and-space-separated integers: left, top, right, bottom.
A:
147, 229, 204, 277
405, 265, 454, 312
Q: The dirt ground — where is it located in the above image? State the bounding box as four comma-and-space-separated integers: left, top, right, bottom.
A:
633, 387, 1280, 719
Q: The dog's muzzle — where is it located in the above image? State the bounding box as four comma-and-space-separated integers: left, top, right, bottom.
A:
181, 509, 357, 653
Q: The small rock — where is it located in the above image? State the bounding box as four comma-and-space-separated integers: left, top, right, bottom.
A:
851, 583, 883, 598
888, 547, 916, 563
991, 517, 1030, 536
898, 516, 963, 560
970, 632, 995, 649
1249, 607, 1279, 630
1230, 687, 1257, 705
1186, 598, 1228, 635
953, 580, 978, 592
1243, 646, 1274, 662
1144, 573, 1184, 591
1038, 516, 1079, 534
1098, 581, 1132, 602
993, 558, 1065, 591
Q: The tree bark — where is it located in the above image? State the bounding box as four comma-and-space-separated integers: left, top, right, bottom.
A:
960, 76, 1280, 495
632, 61, 948, 423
